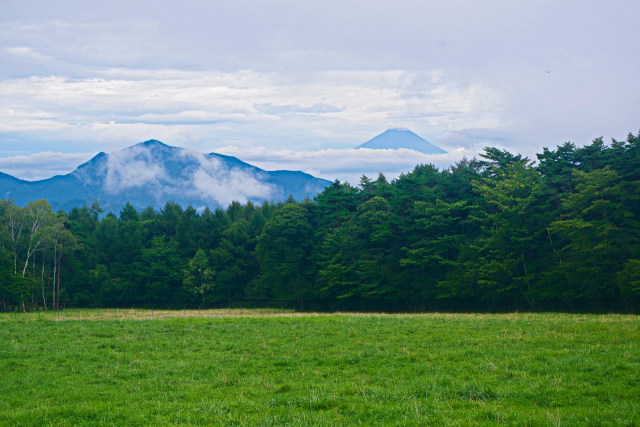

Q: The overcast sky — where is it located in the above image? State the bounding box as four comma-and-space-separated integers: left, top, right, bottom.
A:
1, 0, 638, 182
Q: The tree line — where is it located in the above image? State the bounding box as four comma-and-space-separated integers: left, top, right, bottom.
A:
2, 132, 639, 312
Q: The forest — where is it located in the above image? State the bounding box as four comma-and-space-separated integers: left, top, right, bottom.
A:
1, 132, 639, 312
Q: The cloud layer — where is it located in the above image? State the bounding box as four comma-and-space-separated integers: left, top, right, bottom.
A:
215, 146, 471, 185
0, 0, 638, 175
0, 143, 470, 189
0, 69, 503, 155
0, 151, 94, 181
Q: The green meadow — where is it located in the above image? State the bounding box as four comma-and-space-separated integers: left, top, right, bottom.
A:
1, 311, 639, 425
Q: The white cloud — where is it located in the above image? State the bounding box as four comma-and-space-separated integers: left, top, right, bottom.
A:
179, 149, 275, 205
0, 151, 95, 181
80, 143, 277, 206
213, 146, 473, 185
103, 145, 168, 193
5, 46, 51, 62
0, 107, 72, 132
0, 69, 504, 154
0, 0, 637, 166
191, 167, 274, 207
0, 142, 472, 196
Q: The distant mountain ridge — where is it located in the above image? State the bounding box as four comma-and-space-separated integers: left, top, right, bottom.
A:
0, 140, 331, 213
357, 128, 446, 154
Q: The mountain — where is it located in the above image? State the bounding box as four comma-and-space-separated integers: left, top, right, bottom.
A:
357, 128, 447, 154
0, 140, 331, 213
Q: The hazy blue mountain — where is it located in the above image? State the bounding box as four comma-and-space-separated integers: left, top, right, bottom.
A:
0, 140, 331, 213
357, 128, 447, 154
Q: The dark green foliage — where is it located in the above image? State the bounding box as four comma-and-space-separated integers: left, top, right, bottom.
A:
549, 167, 640, 304
470, 161, 556, 308
136, 236, 184, 305
257, 203, 315, 309
2, 131, 640, 312
313, 179, 358, 231
318, 196, 403, 308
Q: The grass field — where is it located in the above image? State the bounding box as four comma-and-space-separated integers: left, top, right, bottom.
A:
1, 311, 639, 425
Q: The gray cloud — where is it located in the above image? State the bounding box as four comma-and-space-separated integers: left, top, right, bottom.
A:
255, 103, 345, 115
0, 69, 502, 154
0, 0, 638, 167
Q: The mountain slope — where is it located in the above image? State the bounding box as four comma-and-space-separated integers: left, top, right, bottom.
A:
0, 140, 331, 213
357, 128, 447, 154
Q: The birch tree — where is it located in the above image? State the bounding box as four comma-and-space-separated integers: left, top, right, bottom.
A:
5, 202, 25, 275
21, 200, 56, 277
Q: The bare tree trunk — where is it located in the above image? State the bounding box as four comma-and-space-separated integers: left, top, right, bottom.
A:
32, 256, 37, 307
47, 259, 52, 311
546, 228, 562, 263
21, 201, 52, 277
22, 243, 41, 276
41, 254, 47, 310
52, 245, 58, 311
293, 270, 304, 311
56, 256, 61, 311
7, 205, 25, 275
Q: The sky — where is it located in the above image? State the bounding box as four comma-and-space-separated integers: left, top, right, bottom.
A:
1, 0, 638, 183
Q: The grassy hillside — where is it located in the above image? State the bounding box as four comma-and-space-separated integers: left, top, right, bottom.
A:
1, 311, 639, 425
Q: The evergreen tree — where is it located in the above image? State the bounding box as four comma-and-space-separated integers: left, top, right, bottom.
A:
256, 203, 315, 309
471, 161, 555, 309
550, 168, 640, 305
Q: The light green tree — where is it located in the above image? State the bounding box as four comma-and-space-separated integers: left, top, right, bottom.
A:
183, 249, 215, 306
